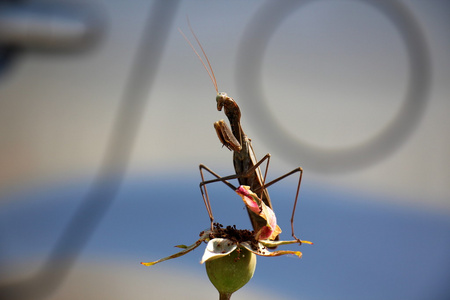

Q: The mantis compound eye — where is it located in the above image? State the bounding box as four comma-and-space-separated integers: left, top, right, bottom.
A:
216, 92, 228, 110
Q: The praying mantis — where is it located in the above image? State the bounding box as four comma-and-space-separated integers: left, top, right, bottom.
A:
180, 23, 307, 244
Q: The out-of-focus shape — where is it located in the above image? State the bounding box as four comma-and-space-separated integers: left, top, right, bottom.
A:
0, 2, 104, 51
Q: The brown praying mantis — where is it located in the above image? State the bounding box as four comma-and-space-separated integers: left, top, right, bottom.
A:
180, 24, 307, 245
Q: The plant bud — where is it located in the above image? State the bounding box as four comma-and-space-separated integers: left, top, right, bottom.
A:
205, 246, 257, 296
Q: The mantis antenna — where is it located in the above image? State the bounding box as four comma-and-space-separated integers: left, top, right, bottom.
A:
178, 19, 218, 93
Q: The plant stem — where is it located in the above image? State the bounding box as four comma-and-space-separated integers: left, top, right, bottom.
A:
219, 292, 232, 300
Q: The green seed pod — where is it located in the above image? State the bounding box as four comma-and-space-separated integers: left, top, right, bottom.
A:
205, 246, 257, 297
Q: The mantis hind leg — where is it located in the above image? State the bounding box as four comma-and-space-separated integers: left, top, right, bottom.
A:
253, 167, 305, 244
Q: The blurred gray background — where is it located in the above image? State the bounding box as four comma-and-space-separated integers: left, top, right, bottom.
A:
0, 0, 449, 299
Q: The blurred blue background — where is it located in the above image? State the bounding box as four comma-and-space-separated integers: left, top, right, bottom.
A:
0, 1, 449, 299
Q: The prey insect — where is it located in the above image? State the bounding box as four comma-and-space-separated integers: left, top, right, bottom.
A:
180, 23, 307, 244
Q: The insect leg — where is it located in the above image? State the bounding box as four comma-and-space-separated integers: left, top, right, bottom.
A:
199, 164, 237, 230
214, 120, 242, 152
199, 153, 270, 188
253, 167, 305, 244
